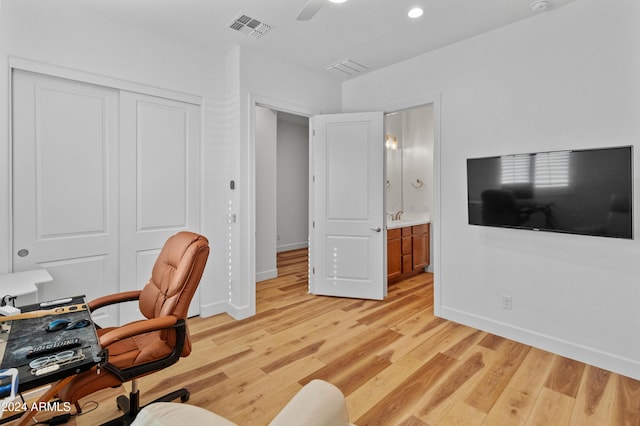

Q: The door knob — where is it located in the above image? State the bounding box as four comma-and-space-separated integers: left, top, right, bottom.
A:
369, 227, 382, 232
17, 249, 29, 257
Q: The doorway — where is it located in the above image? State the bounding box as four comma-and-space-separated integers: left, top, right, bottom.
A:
256, 109, 386, 300
255, 106, 310, 283
385, 104, 435, 272
247, 96, 440, 317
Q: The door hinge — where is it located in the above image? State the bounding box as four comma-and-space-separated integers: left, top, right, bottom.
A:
312, 267, 315, 274
313, 221, 315, 228
312, 175, 315, 183
312, 129, 316, 136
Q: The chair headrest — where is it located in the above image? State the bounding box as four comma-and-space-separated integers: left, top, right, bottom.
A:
140, 232, 209, 321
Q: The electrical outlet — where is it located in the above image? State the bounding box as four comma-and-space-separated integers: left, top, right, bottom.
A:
501, 295, 512, 310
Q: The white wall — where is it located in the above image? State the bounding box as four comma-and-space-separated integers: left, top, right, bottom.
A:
343, 0, 640, 380
255, 107, 278, 281
0, 0, 9, 274
277, 116, 309, 252
255, 110, 310, 281
402, 105, 434, 216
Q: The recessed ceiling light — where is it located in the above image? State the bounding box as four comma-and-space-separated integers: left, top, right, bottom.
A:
408, 7, 424, 18
329, 0, 348, 4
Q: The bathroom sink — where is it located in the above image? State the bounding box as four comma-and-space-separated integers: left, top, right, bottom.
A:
387, 213, 430, 229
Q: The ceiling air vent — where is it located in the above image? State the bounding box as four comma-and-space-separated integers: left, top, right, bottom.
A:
324, 58, 369, 77
229, 14, 272, 40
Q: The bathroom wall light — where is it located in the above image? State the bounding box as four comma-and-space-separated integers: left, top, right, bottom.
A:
408, 7, 424, 18
386, 134, 399, 150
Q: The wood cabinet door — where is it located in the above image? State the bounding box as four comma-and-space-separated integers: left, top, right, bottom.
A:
412, 233, 428, 270
401, 236, 412, 255
412, 224, 430, 270
402, 254, 413, 274
387, 237, 402, 281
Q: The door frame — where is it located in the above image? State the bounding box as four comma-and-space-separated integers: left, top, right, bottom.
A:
247, 94, 442, 317
380, 95, 442, 313
247, 94, 320, 317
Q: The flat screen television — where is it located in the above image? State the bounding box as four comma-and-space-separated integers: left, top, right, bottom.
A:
467, 146, 633, 239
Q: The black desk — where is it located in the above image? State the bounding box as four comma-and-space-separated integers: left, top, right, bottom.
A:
1, 295, 102, 392
0, 296, 103, 424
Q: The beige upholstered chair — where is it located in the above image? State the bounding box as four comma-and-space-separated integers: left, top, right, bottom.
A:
131, 379, 354, 426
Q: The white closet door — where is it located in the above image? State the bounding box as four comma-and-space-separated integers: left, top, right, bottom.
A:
13, 70, 202, 326
118, 91, 201, 324
12, 70, 120, 324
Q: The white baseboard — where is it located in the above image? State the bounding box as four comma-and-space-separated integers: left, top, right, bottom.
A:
256, 269, 277, 282
199, 299, 254, 320
437, 306, 640, 381
226, 301, 253, 320
199, 300, 230, 318
277, 242, 308, 252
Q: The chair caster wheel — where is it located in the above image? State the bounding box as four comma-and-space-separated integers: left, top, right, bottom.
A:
181, 391, 190, 402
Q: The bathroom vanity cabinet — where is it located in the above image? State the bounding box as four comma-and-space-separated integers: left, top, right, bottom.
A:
387, 223, 430, 283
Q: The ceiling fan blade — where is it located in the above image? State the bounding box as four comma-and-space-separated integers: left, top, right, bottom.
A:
296, 0, 324, 21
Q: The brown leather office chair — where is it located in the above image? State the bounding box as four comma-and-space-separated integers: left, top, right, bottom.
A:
57, 231, 209, 425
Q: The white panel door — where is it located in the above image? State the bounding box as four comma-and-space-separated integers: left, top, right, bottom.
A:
12, 70, 120, 323
309, 112, 386, 300
119, 91, 201, 324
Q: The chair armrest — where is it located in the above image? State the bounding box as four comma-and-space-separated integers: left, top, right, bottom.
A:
99, 316, 178, 348
89, 290, 142, 312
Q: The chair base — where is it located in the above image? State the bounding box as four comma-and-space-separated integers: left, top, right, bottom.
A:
101, 388, 190, 426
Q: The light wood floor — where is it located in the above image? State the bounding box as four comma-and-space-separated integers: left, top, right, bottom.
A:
60, 248, 640, 425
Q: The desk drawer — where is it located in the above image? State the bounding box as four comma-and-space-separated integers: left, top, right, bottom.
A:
412, 224, 429, 235
387, 228, 401, 240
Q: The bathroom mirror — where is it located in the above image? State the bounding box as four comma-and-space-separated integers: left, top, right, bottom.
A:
384, 104, 434, 222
